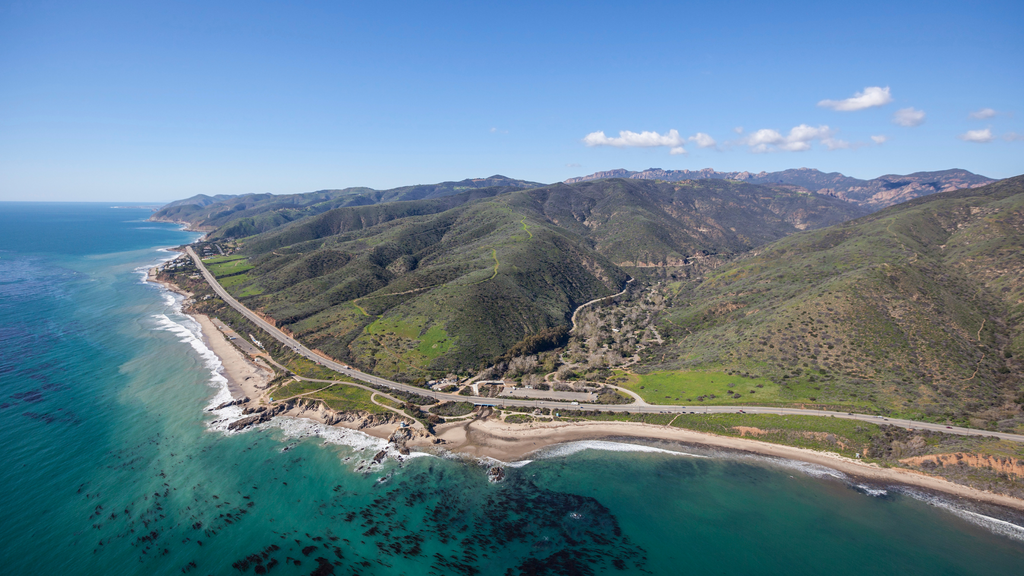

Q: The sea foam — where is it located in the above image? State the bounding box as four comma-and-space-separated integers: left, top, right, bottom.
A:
148, 276, 434, 466
896, 487, 1024, 542
533, 439, 707, 460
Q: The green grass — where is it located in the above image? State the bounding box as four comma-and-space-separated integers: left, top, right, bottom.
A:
272, 379, 330, 400
416, 325, 452, 359
373, 395, 404, 410
360, 316, 452, 372
368, 316, 426, 339
202, 254, 245, 265
206, 256, 253, 277
283, 356, 349, 381
627, 370, 779, 405
313, 385, 385, 414
219, 272, 252, 289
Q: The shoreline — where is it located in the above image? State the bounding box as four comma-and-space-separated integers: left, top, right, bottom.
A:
425, 417, 1024, 512
146, 266, 1024, 515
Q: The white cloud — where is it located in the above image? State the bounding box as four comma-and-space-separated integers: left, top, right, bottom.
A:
958, 128, 994, 143
669, 146, 687, 155
969, 108, 997, 120
688, 132, 717, 149
892, 107, 926, 127
582, 129, 684, 148
1004, 132, 1024, 142
871, 135, 888, 144
565, 163, 582, 168
733, 127, 744, 134
818, 86, 893, 111
742, 124, 837, 153
822, 138, 851, 150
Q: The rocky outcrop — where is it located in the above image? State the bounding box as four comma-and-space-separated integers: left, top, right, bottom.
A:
227, 402, 290, 431
565, 167, 994, 209
565, 167, 770, 184
564, 169, 635, 183
487, 466, 506, 483
899, 453, 1024, 478
209, 396, 249, 411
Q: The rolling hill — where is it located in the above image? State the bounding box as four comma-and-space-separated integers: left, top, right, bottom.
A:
150, 175, 544, 235
189, 178, 864, 378
636, 175, 1024, 429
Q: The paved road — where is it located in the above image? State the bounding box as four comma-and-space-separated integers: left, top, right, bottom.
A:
186, 247, 1024, 443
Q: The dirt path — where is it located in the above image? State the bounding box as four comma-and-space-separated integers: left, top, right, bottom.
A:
570, 278, 634, 333
371, 393, 425, 430
604, 383, 647, 405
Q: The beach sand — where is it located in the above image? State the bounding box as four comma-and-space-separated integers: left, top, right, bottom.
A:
164, 271, 1024, 513
195, 313, 273, 401
426, 416, 1024, 511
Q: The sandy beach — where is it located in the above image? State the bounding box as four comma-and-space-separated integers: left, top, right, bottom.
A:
194, 313, 274, 401
427, 416, 1024, 511
158, 270, 1024, 514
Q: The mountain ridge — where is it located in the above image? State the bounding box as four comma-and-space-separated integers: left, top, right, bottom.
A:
565, 167, 995, 209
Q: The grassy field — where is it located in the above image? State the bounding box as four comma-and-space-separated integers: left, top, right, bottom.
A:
282, 356, 349, 381
307, 384, 385, 414
202, 254, 245, 265
272, 379, 331, 400
355, 316, 453, 375
205, 255, 253, 277
625, 370, 779, 405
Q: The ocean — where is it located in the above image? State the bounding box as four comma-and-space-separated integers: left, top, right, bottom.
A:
1, 201, 1023, 575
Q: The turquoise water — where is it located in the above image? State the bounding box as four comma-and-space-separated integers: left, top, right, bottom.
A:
2, 202, 1023, 575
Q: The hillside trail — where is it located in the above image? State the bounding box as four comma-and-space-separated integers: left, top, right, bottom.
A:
570, 277, 635, 333
351, 285, 437, 316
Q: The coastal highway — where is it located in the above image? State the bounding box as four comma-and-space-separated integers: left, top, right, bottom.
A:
186, 247, 1024, 443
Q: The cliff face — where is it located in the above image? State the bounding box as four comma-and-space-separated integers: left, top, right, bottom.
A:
817, 170, 994, 208
900, 453, 1024, 478
565, 167, 995, 210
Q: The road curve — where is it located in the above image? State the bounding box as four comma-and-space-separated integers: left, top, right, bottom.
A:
185, 247, 1024, 443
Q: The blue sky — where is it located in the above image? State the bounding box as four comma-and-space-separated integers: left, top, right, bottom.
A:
1, 0, 1021, 201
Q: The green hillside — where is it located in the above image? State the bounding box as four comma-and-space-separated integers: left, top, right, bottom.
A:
224, 196, 629, 378
636, 175, 1024, 430
511, 178, 864, 267
198, 178, 863, 378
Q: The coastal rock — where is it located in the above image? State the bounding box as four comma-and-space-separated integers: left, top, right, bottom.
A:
486, 466, 505, 483
210, 396, 249, 411
227, 415, 263, 431
227, 403, 290, 431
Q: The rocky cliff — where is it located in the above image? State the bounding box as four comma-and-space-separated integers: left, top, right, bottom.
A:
565, 167, 995, 210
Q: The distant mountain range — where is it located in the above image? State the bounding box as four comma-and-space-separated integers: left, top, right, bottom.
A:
151, 176, 544, 233
565, 167, 995, 209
